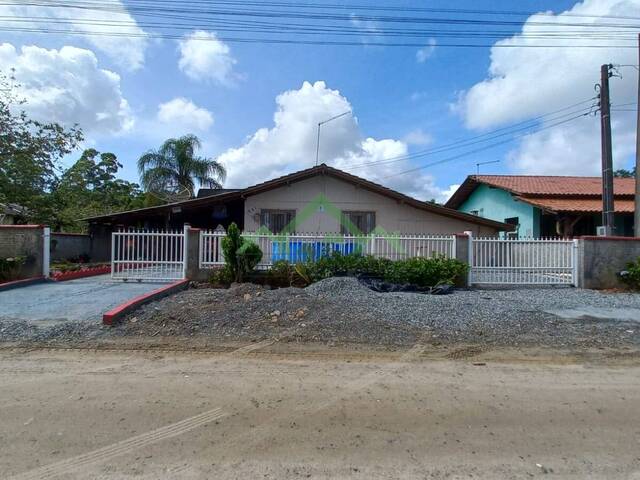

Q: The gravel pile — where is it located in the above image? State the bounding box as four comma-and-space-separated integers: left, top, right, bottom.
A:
113, 282, 423, 346
108, 277, 640, 348
306, 277, 640, 347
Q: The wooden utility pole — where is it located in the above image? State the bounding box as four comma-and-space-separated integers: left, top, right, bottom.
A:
635, 34, 640, 236
600, 63, 615, 236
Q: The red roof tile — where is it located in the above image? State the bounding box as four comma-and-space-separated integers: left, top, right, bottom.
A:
473, 175, 636, 196
522, 197, 635, 213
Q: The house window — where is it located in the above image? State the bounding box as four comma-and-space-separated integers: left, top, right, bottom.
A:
504, 216, 520, 238
260, 209, 295, 233
341, 211, 376, 235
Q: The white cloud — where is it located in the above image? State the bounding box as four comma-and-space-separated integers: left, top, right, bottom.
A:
178, 31, 238, 85
0, 43, 133, 135
157, 98, 214, 132
416, 39, 437, 63
0, 1, 147, 70
403, 128, 433, 146
217, 81, 450, 201
457, 0, 639, 175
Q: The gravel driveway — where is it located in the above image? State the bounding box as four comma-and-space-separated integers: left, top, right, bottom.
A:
2, 277, 640, 349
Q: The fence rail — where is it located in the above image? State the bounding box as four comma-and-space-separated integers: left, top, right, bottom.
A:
111, 228, 186, 281
199, 231, 456, 268
469, 237, 578, 285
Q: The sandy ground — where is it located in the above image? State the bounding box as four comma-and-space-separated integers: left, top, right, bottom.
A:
1, 345, 639, 480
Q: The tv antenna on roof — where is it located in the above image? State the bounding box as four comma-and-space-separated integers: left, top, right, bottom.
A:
476, 160, 501, 175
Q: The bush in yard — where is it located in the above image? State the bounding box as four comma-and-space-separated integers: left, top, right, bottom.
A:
383, 256, 468, 288
303, 252, 392, 282
220, 222, 264, 282
620, 257, 640, 290
0, 256, 26, 282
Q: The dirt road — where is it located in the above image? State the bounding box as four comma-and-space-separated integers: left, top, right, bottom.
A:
1, 346, 639, 479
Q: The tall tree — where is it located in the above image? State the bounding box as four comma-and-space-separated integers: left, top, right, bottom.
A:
52, 149, 146, 231
137, 134, 226, 199
0, 69, 83, 222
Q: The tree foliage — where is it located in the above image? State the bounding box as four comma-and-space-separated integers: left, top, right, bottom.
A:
0, 69, 83, 223
614, 167, 636, 178
52, 149, 146, 231
137, 134, 226, 199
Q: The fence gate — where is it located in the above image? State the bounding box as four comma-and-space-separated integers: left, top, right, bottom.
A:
469, 237, 578, 286
111, 227, 186, 282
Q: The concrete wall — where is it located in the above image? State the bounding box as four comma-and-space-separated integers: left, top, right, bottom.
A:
244, 175, 500, 236
0, 226, 45, 279
50, 233, 91, 262
458, 184, 540, 237
577, 236, 640, 289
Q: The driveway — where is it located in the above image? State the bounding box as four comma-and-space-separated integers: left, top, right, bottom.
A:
0, 275, 165, 325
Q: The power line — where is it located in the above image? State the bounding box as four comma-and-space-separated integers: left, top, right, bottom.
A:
2, 1, 640, 48
345, 98, 597, 170
381, 112, 591, 179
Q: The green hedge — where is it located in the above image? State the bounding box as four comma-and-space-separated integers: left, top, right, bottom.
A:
269, 252, 468, 288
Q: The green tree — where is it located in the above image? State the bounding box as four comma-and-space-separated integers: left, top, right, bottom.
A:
614, 167, 636, 178
0, 69, 83, 223
137, 134, 226, 199
52, 149, 146, 231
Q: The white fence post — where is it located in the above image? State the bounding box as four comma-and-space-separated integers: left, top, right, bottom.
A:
182, 224, 189, 280
42, 227, 50, 278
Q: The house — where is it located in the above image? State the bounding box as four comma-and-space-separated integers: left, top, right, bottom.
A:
85, 164, 511, 241
0, 203, 27, 225
445, 175, 636, 237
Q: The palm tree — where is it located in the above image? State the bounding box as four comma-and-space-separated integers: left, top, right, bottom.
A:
137, 135, 226, 199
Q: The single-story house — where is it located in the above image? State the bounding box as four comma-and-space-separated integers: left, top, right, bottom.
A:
446, 175, 636, 238
85, 164, 511, 243
0, 203, 27, 225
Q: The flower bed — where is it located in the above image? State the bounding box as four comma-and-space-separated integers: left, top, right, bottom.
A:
51, 264, 111, 281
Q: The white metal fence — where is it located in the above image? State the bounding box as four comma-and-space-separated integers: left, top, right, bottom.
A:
199, 231, 456, 268
469, 237, 578, 285
111, 227, 186, 281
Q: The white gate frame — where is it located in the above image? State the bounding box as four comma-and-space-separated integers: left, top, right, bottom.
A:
111, 225, 187, 282
468, 234, 579, 286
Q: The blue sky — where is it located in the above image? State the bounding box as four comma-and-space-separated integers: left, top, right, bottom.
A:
1, 0, 638, 201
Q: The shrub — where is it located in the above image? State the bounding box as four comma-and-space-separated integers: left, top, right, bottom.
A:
383, 256, 468, 287
219, 222, 264, 282
294, 252, 467, 288
0, 256, 26, 282
620, 257, 640, 290
236, 241, 262, 282
303, 252, 391, 281
209, 265, 234, 285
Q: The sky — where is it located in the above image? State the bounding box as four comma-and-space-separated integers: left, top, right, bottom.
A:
1, 0, 639, 203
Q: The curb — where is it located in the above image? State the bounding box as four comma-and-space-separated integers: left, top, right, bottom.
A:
102, 279, 189, 326
53, 266, 111, 282
0, 276, 47, 292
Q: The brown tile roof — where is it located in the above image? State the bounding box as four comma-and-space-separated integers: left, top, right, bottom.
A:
446, 175, 636, 214
523, 197, 635, 213
85, 164, 513, 231
472, 175, 635, 196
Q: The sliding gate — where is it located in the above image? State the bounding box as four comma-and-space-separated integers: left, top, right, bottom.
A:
111, 227, 186, 281
469, 237, 578, 286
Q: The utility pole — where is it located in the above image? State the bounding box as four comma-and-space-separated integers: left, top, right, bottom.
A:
635, 34, 640, 236
599, 63, 615, 236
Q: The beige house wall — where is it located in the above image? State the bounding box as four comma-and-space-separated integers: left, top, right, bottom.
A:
244, 175, 500, 236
